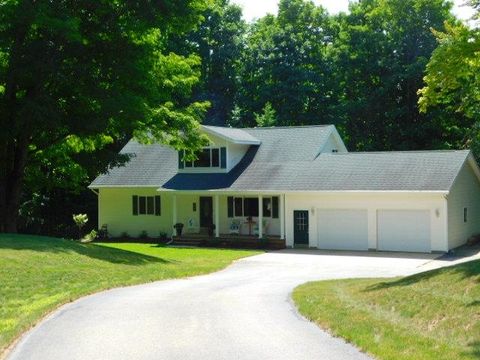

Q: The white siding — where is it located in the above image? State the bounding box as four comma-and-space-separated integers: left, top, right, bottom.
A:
447, 160, 480, 248
319, 128, 348, 154
285, 192, 447, 252
226, 143, 250, 171
321, 134, 347, 154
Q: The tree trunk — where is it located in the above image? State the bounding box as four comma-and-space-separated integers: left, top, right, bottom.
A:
0, 137, 29, 233
0, 18, 32, 233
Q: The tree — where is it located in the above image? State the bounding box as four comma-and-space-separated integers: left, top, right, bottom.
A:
254, 102, 277, 127
227, 104, 244, 127
418, 20, 480, 154
170, 0, 246, 126
238, 0, 337, 127
333, 0, 455, 151
0, 1, 210, 232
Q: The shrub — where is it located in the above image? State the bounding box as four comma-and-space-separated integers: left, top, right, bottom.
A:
139, 230, 149, 239
159, 231, 168, 242
81, 230, 97, 243
97, 224, 109, 240
72, 214, 88, 239
258, 237, 269, 249
120, 231, 130, 239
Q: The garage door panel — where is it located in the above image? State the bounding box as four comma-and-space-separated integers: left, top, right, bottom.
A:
317, 209, 368, 250
377, 210, 430, 252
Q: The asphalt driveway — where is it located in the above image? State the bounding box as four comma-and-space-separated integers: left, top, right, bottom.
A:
7, 249, 437, 360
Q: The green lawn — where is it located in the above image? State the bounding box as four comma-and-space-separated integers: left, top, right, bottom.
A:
0, 234, 259, 354
293, 259, 480, 360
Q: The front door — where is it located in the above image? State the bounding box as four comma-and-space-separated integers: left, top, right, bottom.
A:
294, 210, 309, 245
199, 197, 213, 227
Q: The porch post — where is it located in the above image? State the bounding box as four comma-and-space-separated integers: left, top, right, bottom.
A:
258, 195, 263, 238
172, 194, 177, 231
280, 194, 285, 240
214, 194, 220, 238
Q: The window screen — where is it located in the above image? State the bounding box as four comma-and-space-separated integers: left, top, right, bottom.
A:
244, 198, 259, 217
234, 197, 243, 217
263, 198, 272, 217
147, 197, 154, 214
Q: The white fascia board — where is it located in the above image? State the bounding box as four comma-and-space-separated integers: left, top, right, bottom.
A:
88, 185, 161, 188
201, 126, 261, 145
446, 151, 480, 192
467, 152, 480, 183
156, 188, 448, 195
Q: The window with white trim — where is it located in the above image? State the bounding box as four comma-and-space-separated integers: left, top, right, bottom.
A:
132, 195, 161, 216
184, 148, 221, 168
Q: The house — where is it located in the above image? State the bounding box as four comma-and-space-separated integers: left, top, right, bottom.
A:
89, 125, 480, 253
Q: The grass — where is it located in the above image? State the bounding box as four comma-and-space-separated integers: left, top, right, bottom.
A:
293, 259, 480, 360
0, 234, 259, 354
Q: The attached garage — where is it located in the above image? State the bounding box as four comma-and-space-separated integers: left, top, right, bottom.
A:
317, 209, 368, 250
377, 210, 431, 252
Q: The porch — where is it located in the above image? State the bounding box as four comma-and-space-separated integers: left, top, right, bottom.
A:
170, 192, 286, 240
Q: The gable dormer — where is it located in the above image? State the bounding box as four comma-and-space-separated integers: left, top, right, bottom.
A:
318, 126, 348, 155
178, 125, 261, 173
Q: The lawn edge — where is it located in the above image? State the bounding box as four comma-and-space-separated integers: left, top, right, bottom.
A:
289, 284, 376, 359
1, 249, 262, 359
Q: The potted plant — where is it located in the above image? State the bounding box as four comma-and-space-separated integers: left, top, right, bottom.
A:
174, 223, 184, 237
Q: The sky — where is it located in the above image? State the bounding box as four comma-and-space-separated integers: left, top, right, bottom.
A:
231, 0, 476, 22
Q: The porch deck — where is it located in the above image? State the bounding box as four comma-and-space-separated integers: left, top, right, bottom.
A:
172, 233, 286, 250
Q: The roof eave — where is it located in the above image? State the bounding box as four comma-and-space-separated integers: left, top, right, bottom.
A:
201, 125, 261, 145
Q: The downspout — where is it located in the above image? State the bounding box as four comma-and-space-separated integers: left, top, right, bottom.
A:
444, 193, 449, 252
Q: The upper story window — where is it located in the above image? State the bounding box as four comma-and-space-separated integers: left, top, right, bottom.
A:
179, 147, 226, 169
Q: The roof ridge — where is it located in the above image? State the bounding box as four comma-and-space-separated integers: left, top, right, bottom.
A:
202, 124, 334, 130
243, 124, 334, 130
326, 149, 470, 155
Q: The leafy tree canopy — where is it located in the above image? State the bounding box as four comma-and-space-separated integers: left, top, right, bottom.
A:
0, 0, 211, 232
333, 0, 455, 151
237, 0, 336, 127
419, 17, 480, 154
255, 102, 277, 127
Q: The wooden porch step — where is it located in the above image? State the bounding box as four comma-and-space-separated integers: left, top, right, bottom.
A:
171, 237, 206, 247
171, 235, 285, 250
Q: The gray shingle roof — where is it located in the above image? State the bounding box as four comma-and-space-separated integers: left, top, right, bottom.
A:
89, 125, 471, 192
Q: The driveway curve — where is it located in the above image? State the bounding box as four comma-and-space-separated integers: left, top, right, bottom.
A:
7, 249, 436, 360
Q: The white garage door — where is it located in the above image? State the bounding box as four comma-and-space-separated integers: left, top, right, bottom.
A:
377, 210, 431, 252
317, 209, 369, 250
